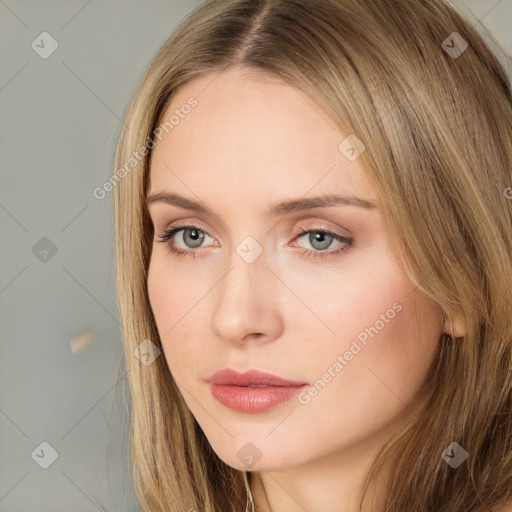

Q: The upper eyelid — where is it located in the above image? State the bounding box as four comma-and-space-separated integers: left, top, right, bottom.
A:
159, 223, 351, 244
159, 222, 215, 240
151, 208, 355, 236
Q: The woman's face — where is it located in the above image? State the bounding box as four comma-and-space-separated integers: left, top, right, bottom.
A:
146, 65, 444, 473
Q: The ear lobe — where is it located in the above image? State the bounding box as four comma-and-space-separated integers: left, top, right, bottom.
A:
444, 313, 467, 339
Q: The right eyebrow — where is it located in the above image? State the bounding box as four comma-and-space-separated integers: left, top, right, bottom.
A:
146, 192, 213, 215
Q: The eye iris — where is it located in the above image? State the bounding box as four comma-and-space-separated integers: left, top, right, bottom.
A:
310, 231, 332, 250
184, 228, 204, 248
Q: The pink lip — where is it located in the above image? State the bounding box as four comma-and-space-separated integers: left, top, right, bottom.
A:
206, 369, 308, 413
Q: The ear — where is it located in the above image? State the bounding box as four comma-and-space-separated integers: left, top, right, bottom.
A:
443, 311, 467, 339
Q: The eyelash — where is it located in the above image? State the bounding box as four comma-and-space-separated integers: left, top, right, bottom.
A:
155, 223, 353, 260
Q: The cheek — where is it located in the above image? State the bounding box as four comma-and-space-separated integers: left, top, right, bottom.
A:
306, 276, 443, 423
283, 255, 411, 361
147, 260, 180, 362
147, 255, 195, 331
293, 248, 443, 409
147, 258, 206, 374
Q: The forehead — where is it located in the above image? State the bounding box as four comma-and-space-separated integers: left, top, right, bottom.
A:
148, 66, 377, 206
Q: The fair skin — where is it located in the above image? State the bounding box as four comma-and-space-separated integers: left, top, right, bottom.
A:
146, 65, 447, 512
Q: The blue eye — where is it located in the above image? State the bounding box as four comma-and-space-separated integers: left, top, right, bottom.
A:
155, 224, 353, 260
155, 225, 211, 258
293, 227, 353, 259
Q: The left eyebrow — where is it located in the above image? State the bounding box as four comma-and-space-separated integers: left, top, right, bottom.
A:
146, 192, 378, 216
269, 193, 378, 216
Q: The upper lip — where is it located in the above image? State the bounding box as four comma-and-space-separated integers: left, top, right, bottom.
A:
205, 368, 308, 387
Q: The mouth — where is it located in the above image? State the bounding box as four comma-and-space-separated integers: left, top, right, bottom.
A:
205, 368, 309, 413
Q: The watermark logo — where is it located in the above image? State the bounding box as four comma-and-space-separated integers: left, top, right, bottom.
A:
32, 237, 58, 263
237, 441, 263, 469
442, 32, 468, 59
236, 236, 263, 264
441, 442, 468, 469
31, 441, 59, 469
134, 339, 161, 366
31, 32, 58, 59
338, 134, 366, 161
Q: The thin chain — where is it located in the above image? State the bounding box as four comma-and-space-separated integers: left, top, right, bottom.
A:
243, 471, 256, 512
244, 471, 273, 512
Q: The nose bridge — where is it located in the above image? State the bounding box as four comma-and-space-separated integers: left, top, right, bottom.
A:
221, 232, 269, 297
210, 239, 280, 343
217, 243, 266, 315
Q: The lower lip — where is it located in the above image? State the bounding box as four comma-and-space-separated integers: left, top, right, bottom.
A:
209, 383, 308, 413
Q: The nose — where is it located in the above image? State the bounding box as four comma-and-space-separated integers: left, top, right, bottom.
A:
210, 248, 283, 346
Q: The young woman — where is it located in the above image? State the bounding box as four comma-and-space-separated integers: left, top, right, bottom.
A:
112, 1, 512, 510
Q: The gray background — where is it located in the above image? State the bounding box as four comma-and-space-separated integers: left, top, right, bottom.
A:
0, 1, 510, 511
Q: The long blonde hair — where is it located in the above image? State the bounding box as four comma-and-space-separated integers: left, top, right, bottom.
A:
112, 1, 512, 510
